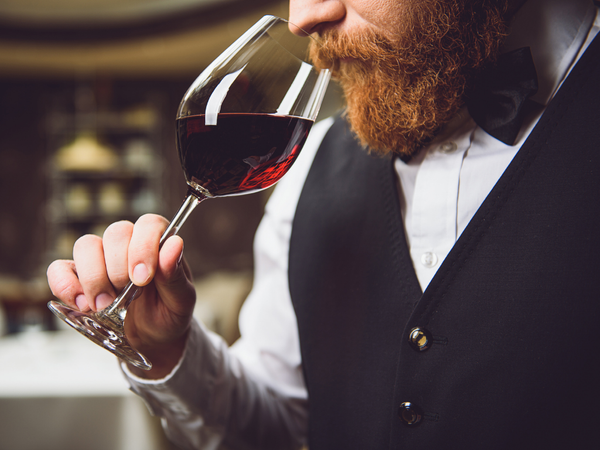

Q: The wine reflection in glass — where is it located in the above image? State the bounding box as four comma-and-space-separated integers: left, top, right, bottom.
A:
48, 15, 331, 370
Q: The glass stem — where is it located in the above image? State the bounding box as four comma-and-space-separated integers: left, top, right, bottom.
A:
103, 189, 205, 320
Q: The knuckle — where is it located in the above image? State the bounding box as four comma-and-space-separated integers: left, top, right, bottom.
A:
136, 213, 168, 229
73, 234, 101, 253
110, 272, 130, 286
46, 260, 77, 298
103, 220, 133, 240
78, 270, 112, 295
46, 259, 63, 278
82, 270, 108, 286
51, 277, 77, 299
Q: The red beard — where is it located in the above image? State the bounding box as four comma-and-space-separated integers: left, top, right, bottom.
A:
309, 0, 509, 157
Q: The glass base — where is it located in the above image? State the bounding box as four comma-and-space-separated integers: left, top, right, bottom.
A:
48, 300, 152, 370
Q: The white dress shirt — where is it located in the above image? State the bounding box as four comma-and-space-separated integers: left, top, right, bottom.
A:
124, 1, 599, 448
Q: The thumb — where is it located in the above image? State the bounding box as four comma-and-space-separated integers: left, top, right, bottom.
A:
155, 235, 196, 316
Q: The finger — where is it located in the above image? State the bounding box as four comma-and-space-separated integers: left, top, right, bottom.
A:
47, 259, 89, 311
73, 234, 115, 311
128, 214, 169, 287
103, 221, 134, 291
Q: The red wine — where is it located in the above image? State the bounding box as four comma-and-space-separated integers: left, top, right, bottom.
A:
177, 113, 313, 197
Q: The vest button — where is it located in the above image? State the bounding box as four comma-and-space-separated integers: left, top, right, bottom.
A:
398, 402, 423, 426
408, 327, 432, 351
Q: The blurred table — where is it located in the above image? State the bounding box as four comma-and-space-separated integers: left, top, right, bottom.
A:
0, 329, 165, 450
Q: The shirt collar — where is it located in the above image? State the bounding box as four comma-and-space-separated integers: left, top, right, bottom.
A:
502, 0, 597, 105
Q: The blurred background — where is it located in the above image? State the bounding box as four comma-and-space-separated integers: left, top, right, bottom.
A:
0, 1, 343, 448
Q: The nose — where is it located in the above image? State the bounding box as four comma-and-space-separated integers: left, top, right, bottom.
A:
288, 0, 346, 36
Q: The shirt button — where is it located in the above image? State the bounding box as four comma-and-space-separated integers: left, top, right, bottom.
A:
439, 141, 458, 153
408, 327, 432, 351
421, 251, 438, 268
398, 402, 423, 426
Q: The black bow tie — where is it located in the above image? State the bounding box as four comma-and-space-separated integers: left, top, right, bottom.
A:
466, 47, 539, 146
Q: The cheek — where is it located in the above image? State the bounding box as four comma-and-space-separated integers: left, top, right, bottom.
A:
349, 0, 410, 38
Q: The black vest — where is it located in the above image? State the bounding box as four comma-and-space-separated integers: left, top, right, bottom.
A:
289, 35, 600, 449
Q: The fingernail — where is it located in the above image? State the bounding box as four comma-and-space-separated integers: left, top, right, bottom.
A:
95, 293, 113, 310
132, 263, 149, 285
177, 247, 184, 267
75, 294, 88, 311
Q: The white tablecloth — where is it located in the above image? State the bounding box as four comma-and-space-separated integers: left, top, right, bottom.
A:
0, 329, 167, 450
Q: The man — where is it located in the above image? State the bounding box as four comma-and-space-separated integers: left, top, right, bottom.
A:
47, 0, 600, 448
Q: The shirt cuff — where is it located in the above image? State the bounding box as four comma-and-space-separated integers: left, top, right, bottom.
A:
120, 318, 227, 420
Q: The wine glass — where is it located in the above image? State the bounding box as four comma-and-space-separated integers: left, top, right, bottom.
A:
48, 15, 331, 370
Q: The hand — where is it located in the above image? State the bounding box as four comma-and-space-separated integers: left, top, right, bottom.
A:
47, 214, 197, 379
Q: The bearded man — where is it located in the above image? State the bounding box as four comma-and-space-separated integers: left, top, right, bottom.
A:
47, 0, 600, 448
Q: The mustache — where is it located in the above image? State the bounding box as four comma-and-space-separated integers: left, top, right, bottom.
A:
309, 28, 397, 74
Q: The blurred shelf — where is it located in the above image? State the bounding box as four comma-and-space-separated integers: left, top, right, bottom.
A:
44, 88, 168, 261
